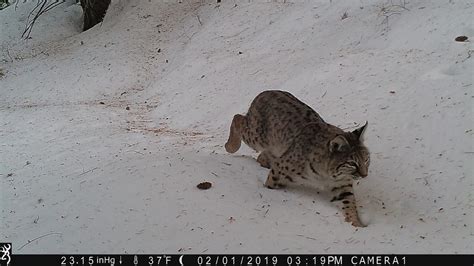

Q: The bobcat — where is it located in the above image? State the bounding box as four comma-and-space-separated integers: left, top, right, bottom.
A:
225, 90, 370, 227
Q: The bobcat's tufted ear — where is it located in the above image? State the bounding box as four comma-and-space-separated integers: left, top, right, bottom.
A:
329, 135, 350, 153
352, 121, 368, 140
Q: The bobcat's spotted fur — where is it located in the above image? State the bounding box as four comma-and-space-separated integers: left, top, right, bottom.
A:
225, 90, 370, 227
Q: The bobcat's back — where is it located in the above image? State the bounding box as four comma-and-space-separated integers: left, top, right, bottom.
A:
243, 90, 326, 156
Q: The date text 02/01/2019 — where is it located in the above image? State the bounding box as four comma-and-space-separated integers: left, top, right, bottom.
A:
195, 255, 406, 266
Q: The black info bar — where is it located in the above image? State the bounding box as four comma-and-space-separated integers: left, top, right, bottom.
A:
3, 254, 472, 266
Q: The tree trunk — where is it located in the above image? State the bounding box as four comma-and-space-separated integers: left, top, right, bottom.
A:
79, 0, 111, 31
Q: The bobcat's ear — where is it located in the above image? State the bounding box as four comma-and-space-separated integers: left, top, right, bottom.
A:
352, 121, 368, 140
329, 135, 350, 153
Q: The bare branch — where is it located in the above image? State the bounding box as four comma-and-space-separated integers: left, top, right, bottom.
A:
22, 0, 66, 39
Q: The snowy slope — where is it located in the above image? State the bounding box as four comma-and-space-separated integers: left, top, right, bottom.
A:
1, 0, 473, 254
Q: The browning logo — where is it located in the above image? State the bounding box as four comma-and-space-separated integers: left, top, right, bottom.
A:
0, 243, 11, 266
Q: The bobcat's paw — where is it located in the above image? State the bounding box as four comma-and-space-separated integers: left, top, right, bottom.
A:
257, 153, 271, 169
351, 220, 367, 228
264, 180, 285, 189
345, 216, 366, 227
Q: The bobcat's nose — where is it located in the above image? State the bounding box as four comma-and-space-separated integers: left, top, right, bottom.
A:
358, 168, 368, 178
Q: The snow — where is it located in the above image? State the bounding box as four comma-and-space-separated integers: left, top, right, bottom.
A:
1, 0, 473, 254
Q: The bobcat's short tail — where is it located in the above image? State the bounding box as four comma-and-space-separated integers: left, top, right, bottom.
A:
225, 114, 245, 153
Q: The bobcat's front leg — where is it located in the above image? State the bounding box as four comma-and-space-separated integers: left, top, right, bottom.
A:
331, 183, 366, 227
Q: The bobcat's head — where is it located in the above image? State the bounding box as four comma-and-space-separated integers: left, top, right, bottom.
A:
327, 122, 370, 180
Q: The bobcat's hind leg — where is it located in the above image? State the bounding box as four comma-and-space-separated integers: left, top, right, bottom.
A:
264, 164, 290, 189
257, 151, 272, 169
264, 169, 283, 189
225, 114, 246, 153
263, 154, 299, 189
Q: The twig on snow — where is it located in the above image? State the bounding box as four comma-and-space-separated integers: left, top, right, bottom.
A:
77, 167, 99, 177
18, 232, 62, 251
